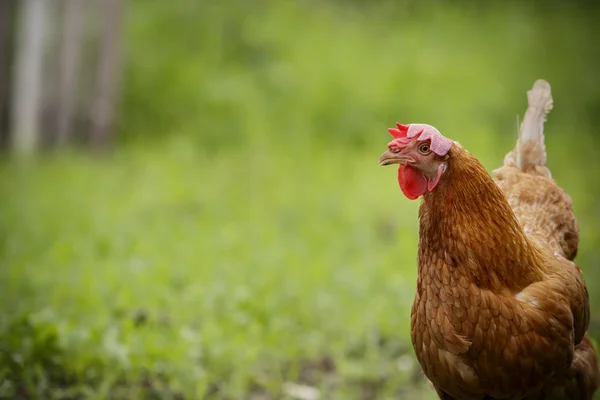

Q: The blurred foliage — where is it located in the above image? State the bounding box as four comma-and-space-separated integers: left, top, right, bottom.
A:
121, 0, 600, 151
1, 0, 600, 398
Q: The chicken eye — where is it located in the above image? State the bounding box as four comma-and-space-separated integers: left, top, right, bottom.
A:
418, 143, 431, 154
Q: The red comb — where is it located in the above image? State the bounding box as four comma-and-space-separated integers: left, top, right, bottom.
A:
387, 123, 452, 156
388, 123, 409, 138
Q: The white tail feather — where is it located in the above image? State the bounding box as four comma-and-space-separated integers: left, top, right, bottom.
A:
515, 79, 553, 170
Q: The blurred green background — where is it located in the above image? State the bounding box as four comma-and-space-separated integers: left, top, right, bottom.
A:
2, 0, 600, 398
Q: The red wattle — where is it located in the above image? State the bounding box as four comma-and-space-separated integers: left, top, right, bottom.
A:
398, 165, 428, 200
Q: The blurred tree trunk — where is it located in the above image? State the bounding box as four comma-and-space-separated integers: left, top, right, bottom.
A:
0, 0, 17, 149
56, 0, 85, 146
90, 0, 124, 149
10, 0, 48, 156
41, 0, 62, 147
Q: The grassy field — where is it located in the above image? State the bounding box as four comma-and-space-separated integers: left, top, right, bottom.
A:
0, 145, 436, 399
1, 139, 599, 399
2, 1, 600, 399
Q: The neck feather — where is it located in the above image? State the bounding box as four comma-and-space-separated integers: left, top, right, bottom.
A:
418, 145, 543, 292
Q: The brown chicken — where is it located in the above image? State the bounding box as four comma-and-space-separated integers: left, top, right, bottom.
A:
379, 80, 600, 399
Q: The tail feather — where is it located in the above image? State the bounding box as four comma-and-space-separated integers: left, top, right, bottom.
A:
516, 79, 553, 170
502, 79, 554, 176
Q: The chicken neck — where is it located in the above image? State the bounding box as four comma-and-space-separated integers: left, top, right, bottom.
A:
418, 145, 544, 292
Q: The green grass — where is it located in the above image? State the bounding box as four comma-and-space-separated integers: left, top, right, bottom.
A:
0, 144, 437, 399
2, 137, 599, 399
2, 0, 600, 398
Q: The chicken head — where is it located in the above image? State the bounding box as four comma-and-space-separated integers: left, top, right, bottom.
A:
379, 123, 452, 200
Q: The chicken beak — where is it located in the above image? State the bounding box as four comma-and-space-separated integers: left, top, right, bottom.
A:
379, 150, 410, 166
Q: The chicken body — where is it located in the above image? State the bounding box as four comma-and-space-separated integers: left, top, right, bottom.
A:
381, 80, 600, 399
